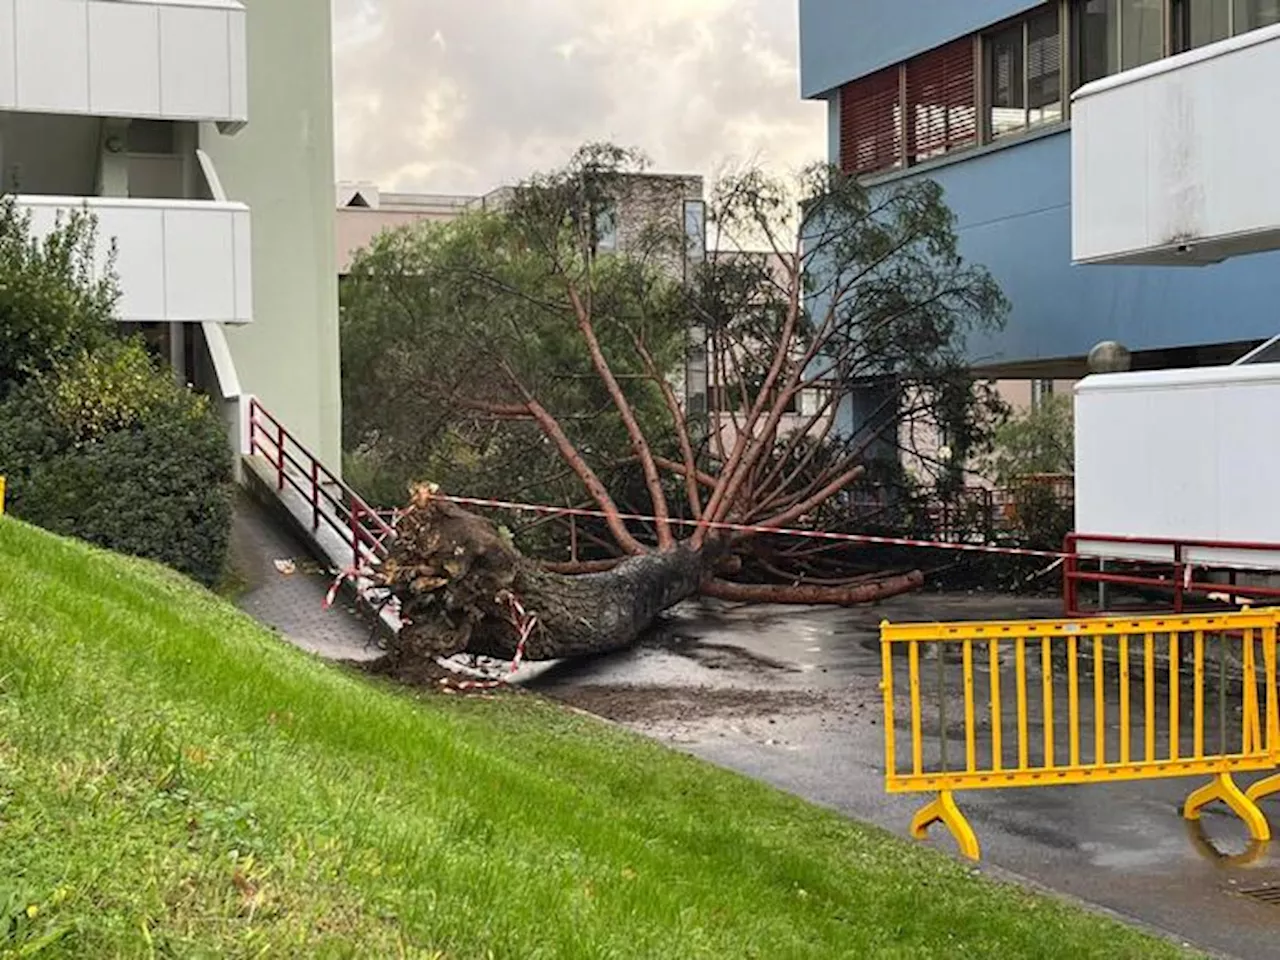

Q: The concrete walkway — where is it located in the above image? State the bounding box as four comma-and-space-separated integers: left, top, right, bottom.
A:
228, 493, 383, 663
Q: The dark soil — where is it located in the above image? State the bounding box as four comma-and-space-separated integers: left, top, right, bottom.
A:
541, 683, 829, 724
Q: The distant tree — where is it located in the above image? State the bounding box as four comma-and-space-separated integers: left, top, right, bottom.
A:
985, 394, 1075, 550
341, 144, 1008, 666
988, 394, 1074, 482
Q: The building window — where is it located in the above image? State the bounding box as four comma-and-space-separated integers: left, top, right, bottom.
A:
835, 0, 1280, 178
683, 200, 706, 277
1031, 379, 1056, 409
906, 39, 977, 163
1076, 0, 1166, 84
1237, 0, 1280, 31
986, 6, 1063, 139
839, 67, 903, 176
1174, 0, 1280, 50
1173, 0, 1231, 49
595, 202, 619, 253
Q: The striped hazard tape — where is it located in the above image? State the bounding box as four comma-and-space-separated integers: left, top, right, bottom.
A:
440, 593, 538, 693
435, 493, 1069, 561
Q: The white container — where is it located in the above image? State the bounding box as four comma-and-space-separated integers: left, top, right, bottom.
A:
1075, 364, 1280, 569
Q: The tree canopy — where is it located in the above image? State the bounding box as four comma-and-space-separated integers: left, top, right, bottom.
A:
341, 143, 1008, 615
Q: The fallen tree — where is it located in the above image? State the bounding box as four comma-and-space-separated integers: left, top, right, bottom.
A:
372, 486, 926, 663
342, 145, 1006, 664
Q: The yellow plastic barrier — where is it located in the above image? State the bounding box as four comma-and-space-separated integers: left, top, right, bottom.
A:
880, 610, 1280, 861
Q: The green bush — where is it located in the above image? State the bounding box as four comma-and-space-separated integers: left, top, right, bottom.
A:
0, 340, 233, 586
0, 197, 117, 396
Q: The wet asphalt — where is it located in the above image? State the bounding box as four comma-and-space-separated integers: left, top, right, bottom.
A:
524, 595, 1280, 960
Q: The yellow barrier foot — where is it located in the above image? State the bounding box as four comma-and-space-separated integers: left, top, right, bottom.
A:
910, 791, 981, 861
1245, 773, 1280, 804
1184, 773, 1272, 842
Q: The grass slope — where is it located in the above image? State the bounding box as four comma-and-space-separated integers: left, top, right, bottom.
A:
0, 516, 1190, 959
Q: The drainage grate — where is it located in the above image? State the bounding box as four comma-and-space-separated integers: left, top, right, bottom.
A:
1238, 884, 1280, 906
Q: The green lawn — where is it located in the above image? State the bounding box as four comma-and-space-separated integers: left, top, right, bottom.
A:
0, 516, 1191, 958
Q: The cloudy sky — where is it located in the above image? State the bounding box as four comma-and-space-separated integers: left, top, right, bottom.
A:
331, 0, 826, 195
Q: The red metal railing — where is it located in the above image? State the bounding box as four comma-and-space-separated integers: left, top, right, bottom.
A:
847, 474, 1074, 543
1064, 531, 1280, 617
247, 398, 395, 570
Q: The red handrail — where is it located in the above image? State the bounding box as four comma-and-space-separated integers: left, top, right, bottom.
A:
1063, 531, 1280, 616
247, 398, 395, 570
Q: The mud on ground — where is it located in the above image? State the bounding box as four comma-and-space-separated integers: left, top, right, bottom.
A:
547, 684, 831, 725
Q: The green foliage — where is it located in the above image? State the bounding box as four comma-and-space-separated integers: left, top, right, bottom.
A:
341, 144, 1011, 563
0, 516, 1189, 958
988, 393, 1075, 483
0, 339, 233, 586
983, 394, 1076, 550
341, 145, 687, 547
0, 197, 118, 396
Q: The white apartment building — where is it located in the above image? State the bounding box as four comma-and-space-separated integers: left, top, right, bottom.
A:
0, 0, 342, 465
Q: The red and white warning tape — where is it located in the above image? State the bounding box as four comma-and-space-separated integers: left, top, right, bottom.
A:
442, 593, 539, 693
318, 492, 1098, 692
434, 493, 1070, 561
325, 562, 537, 692
324, 564, 376, 610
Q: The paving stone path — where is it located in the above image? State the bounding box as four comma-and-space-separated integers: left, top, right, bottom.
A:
228, 493, 383, 662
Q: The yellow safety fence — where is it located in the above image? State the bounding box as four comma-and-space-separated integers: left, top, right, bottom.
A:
880, 609, 1280, 861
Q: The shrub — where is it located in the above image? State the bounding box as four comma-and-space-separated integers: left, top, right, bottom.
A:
0, 197, 118, 396
0, 340, 233, 586
987, 393, 1074, 480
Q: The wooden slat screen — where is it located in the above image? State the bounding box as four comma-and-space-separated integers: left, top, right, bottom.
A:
839, 66, 902, 176
906, 39, 977, 164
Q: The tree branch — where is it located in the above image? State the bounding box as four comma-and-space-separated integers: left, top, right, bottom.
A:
497, 360, 647, 555
700, 571, 924, 606
633, 333, 704, 521
743, 462, 867, 536
566, 283, 676, 549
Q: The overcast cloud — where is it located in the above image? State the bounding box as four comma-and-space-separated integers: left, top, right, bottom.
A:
332, 0, 825, 195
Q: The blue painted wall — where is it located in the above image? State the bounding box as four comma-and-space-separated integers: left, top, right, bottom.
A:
895, 130, 1280, 366
799, 0, 1044, 97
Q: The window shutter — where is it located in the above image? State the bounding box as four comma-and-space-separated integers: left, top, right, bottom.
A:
906, 39, 977, 163
839, 67, 902, 176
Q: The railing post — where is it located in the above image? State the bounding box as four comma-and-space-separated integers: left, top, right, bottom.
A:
351, 499, 361, 568
275, 423, 286, 492
1174, 542, 1185, 614
310, 460, 320, 531
1063, 535, 1077, 617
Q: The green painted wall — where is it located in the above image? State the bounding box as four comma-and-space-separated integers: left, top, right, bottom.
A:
201, 0, 342, 468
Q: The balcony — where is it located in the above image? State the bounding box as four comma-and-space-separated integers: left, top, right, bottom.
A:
0, 0, 247, 128
18, 195, 252, 325
1072, 23, 1280, 267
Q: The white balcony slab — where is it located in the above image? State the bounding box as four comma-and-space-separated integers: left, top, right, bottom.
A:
0, 0, 247, 126
17, 195, 252, 325
1072, 24, 1280, 266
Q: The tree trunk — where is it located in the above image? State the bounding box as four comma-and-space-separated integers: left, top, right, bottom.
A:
375, 486, 923, 671
478, 549, 705, 659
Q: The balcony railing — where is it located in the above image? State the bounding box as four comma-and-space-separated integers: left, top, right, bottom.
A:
1072, 23, 1280, 266
18, 195, 252, 325
0, 0, 247, 128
